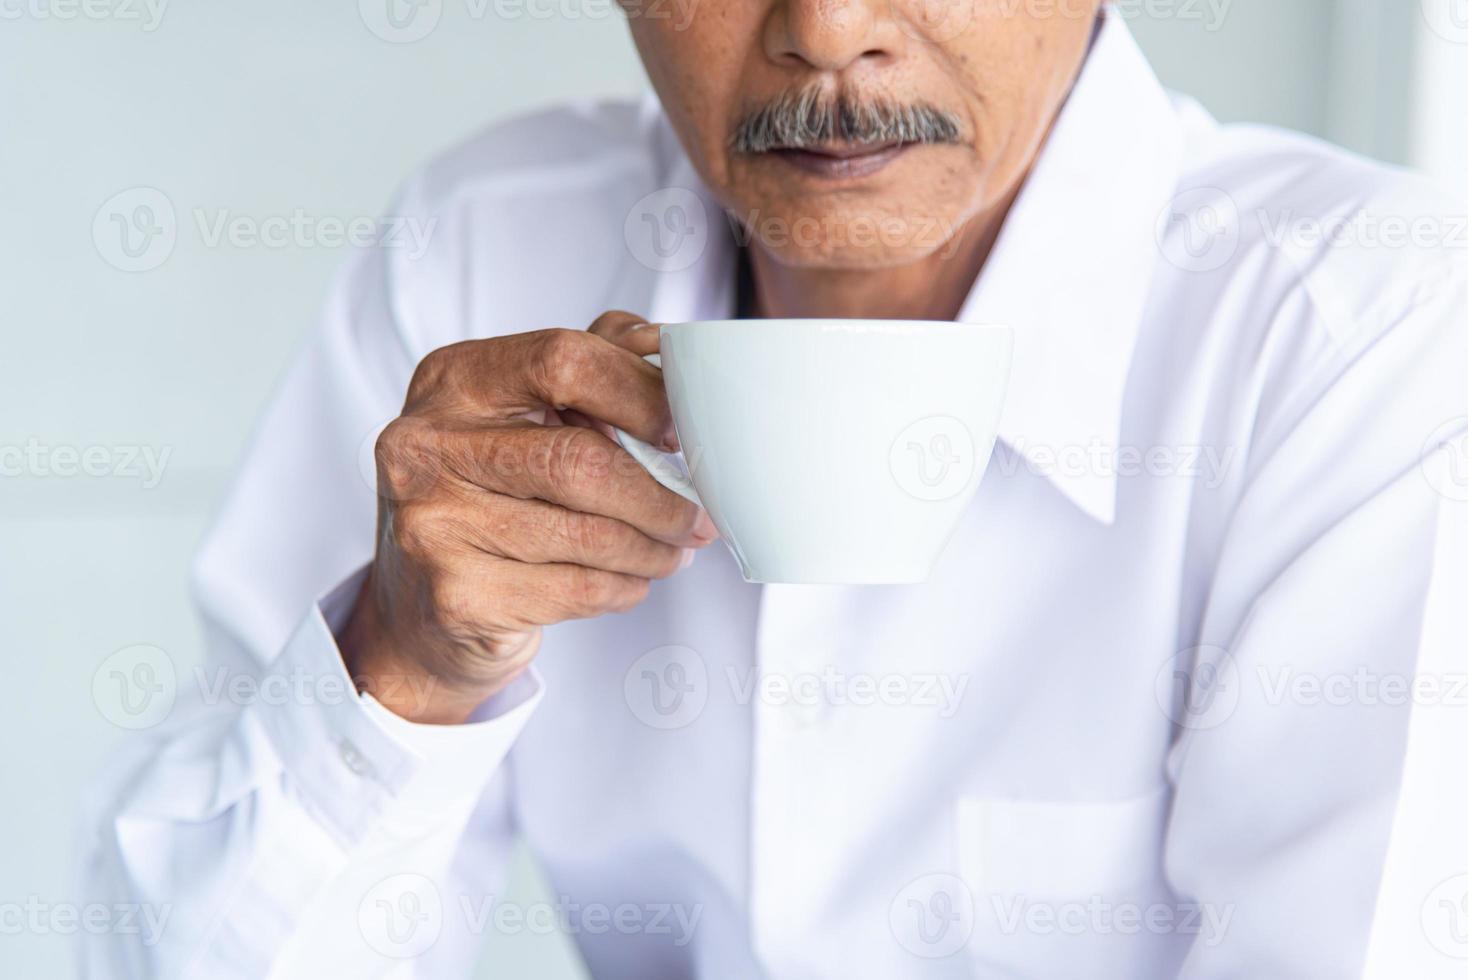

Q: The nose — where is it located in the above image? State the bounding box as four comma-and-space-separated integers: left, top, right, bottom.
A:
763, 0, 904, 73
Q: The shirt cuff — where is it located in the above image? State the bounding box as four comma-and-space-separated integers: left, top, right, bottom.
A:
252, 567, 544, 844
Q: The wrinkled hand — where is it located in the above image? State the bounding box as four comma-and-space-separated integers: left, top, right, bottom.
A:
340, 312, 716, 723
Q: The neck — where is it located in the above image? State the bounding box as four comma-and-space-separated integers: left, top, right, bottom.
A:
744, 187, 1019, 322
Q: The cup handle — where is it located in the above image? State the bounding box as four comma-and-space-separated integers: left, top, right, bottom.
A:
611, 354, 703, 506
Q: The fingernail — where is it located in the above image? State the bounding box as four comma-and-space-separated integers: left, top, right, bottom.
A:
692, 510, 718, 542
678, 548, 696, 569
661, 424, 680, 453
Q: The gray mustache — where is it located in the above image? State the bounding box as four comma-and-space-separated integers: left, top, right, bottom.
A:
730, 85, 963, 154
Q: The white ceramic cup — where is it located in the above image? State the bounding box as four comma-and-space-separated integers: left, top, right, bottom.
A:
614, 319, 1013, 584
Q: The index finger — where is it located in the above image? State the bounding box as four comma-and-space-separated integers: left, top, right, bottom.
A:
587, 310, 661, 357
429, 328, 676, 450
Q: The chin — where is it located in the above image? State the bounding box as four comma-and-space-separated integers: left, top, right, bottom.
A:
755, 236, 953, 270
726, 195, 965, 270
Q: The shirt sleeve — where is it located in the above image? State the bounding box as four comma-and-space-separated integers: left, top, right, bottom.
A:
1165, 276, 1468, 977
77, 181, 544, 978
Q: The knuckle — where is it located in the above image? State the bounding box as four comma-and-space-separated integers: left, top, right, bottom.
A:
375, 417, 440, 496
409, 338, 507, 410
407, 344, 456, 398
374, 417, 414, 466
391, 501, 439, 560
534, 328, 595, 395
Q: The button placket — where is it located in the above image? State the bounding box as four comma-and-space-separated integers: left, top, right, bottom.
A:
748, 585, 846, 975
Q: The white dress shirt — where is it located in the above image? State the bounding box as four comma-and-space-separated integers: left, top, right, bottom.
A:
79, 15, 1468, 979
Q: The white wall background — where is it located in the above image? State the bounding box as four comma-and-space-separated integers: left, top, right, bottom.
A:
0, 2, 1458, 976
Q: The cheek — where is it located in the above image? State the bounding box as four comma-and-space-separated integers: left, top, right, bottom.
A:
942, 20, 1083, 171
626, 18, 745, 184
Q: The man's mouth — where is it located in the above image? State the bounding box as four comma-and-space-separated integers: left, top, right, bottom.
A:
768, 141, 911, 180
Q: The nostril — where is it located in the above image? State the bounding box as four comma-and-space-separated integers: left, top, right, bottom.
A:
764, 0, 897, 72
773, 50, 814, 69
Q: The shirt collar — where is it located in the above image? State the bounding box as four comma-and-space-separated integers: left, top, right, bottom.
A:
955, 14, 1184, 524
645, 14, 1183, 526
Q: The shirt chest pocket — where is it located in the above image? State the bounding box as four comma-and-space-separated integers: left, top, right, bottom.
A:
954, 786, 1182, 977
955, 785, 1171, 899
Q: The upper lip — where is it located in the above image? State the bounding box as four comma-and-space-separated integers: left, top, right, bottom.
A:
774, 140, 904, 159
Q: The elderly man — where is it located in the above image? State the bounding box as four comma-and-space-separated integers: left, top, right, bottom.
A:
83, 1, 1468, 977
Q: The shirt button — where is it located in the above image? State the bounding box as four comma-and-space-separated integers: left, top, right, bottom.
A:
338, 738, 376, 779
786, 699, 826, 731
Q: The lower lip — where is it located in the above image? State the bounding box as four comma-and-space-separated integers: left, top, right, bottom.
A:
769, 144, 911, 181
